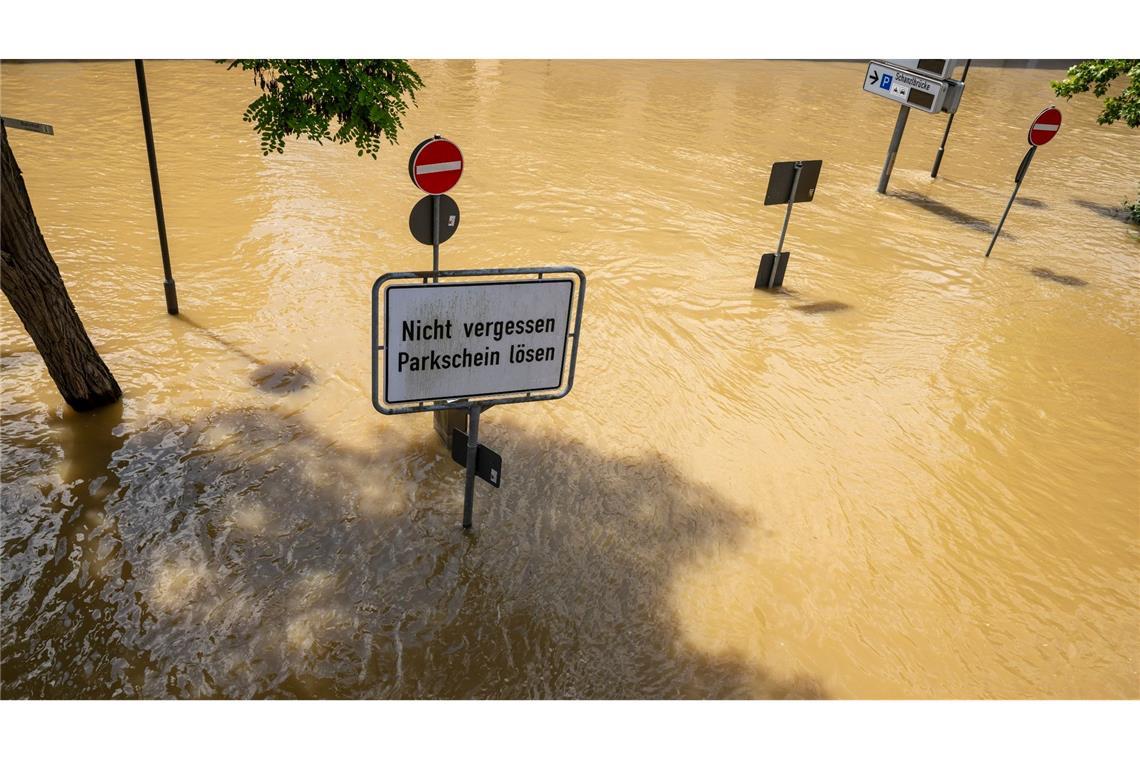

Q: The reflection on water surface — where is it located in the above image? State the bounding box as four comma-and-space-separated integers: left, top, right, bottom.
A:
2, 60, 1137, 698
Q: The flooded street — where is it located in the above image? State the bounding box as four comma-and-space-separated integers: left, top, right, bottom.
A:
1, 59, 1137, 698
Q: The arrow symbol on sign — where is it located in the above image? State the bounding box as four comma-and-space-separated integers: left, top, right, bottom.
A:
869, 70, 879, 84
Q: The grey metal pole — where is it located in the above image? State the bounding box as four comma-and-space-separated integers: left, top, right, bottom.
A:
429, 194, 443, 440
430, 132, 443, 284
769, 161, 803, 288
134, 60, 178, 315
877, 104, 910, 194
429, 134, 452, 442
985, 146, 1036, 258
462, 404, 481, 529
931, 59, 971, 178
431, 193, 440, 283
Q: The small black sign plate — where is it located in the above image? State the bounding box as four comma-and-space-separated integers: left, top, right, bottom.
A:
755, 252, 791, 289
450, 429, 502, 488
764, 160, 823, 206
409, 193, 460, 246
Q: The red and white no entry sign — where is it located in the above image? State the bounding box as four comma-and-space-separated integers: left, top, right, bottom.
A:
409, 136, 464, 195
1028, 106, 1062, 147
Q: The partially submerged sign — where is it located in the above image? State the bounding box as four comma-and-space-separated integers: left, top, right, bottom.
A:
371, 268, 586, 530
865, 58, 968, 192
372, 267, 586, 414
985, 106, 1063, 258
756, 160, 822, 289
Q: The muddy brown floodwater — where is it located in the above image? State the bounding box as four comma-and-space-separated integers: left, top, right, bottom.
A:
1, 60, 1137, 699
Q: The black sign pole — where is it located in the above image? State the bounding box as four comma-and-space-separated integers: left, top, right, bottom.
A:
462, 403, 482, 529
431, 194, 440, 283
877, 104, 910, 194
931, 59, 971, 178
134, 60, 179, 315
985, 146, 1036, 258
769, 162, 803, 288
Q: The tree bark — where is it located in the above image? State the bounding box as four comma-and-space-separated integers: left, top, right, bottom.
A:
1, 124, 122, 411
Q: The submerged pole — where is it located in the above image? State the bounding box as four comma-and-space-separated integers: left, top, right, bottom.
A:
462, 404, 481, 529
877, 104, 910, 194
134, 60, 178, 315
986, 146, 1036, 258
931, 59, 972, 178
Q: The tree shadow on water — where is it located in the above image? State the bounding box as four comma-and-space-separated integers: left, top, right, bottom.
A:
1072, 198, 1131, 223
1, 401, 145, 696
2, 405, 825, 699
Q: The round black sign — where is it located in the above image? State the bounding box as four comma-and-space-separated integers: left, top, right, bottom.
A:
408, 193, 460, 246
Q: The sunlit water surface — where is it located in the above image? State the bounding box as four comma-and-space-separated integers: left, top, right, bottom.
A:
2, 60, 1137, 698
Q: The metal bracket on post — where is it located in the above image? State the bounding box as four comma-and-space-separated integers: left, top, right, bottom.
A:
877, 104, 910, 194
769, 161, 803, 288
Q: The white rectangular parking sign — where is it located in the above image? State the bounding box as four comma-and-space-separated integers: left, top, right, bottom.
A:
863, 60, 952, 114
382, 279, 575, 404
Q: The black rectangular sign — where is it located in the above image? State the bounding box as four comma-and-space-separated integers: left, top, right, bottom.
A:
764, 160, 823, 206
451, 429, 502, 488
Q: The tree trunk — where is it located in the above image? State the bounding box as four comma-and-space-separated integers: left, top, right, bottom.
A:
1, 124, 122, 411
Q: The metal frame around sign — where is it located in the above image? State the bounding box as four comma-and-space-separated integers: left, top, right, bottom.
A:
371, 266, 586, 415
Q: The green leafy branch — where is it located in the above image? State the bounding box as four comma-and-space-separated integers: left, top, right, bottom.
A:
1050, 59, 1140, 128
220, 60, 424, 158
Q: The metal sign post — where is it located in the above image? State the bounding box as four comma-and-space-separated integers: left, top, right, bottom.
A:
462, 404, 482, 529
864, 61, 956, 114
931, 59, 971, 178
877, 104, 910, 194
408, 133, 464, 281
408, 135, 467, 438
770, 162, 802, 288
372, 267, 586, 529
756, 160, 822, 289
134, 60, 179, 315
985, 106, 1062, 258
985, 146, 1036, 258
864, 60, 965, 193
432, 194, 440, 282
